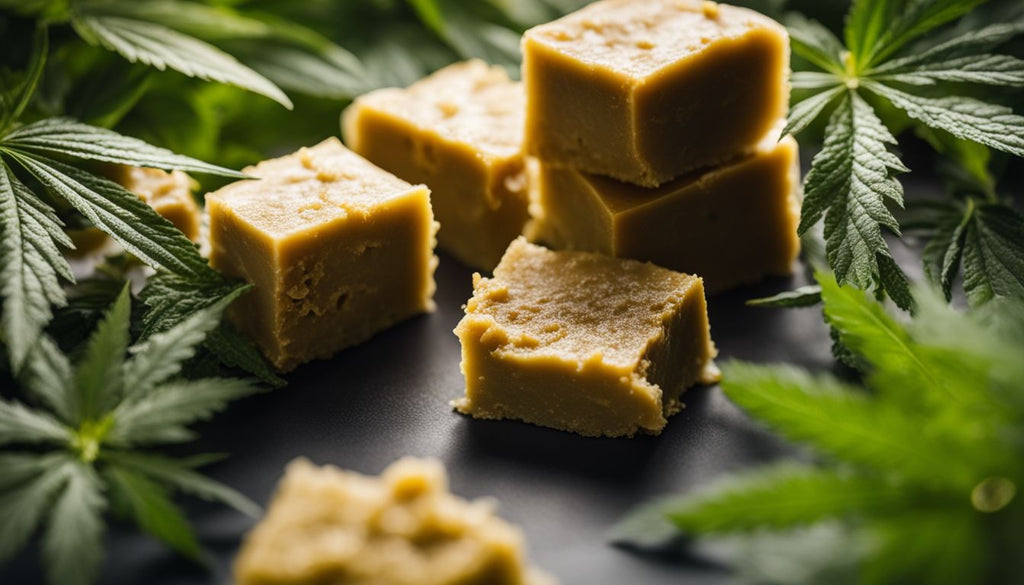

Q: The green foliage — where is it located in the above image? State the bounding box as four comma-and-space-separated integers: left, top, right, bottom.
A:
2, 117, 247, 177
222, 41, 368, 100
0, 160, 72, 370
872, 21, 1024, 85
785, 0, 1024, 306
20, 336, 74, 418
0, 454, 71, 563
137, 272, 285, 388
616, 272, 1024, 584
73, 284, 131, 420
611, 464, 912, 546
108, 378, 260, 446
0, 30, 277, 379
105, 467, 202, 560
65, 0, 370, 110
782, 85, 845, 136
0, 287, 263, 585
800, 91, 910, 302
746, 285, 823, 308
0, 114, 272, 378
202, 322, 286, 388
819, 273, 942, 404
43, 463, 106, 585
907, 196, 1024, 307
0, 398, 70, 446
665, 464, 912, 533
123, 286, 247, 397
407, 0, 522, 75
103, 450, 261, 517
961, 202, 1024, 306
0, 0, 557, 173
71, 13, 292, 109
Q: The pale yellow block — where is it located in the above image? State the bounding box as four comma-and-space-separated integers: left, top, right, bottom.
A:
234, 458, 557, 585
344, 60, 529, 270
523, 0, 790, 187
115, 166, 201, 241
207, 138, 438, 372
69, 165, 202, 256
527, 131, 801, 293
454, 238, 718, 438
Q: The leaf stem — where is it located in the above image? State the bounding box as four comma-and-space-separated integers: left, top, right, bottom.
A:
841, 50, 860, 89
0, 25, 48, 137
965, 196, 978, 220
72, 416, 115, 463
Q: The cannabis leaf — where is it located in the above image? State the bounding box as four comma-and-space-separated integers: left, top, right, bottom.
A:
85, 0, 275, 41
105, 466, 202, 559
800, 91, 909, 300
781, 85, 844, 137
2, 117, 248, 177
615, 272, 1024, 584
746, 285, 823, 308
221, 41, 370, 100
207, 8, 370, 100
614, 464, 910, 543
203, 323, 286, 388
0, 162, 73, 371
909, 195, 1024, 306
407, 0, 522, 73
961, 201, 1024, 305
919, 200, 969, 297
0, 38, 275, 380
44, 462, 106, 585
871, 21, 1024, 84
0, 112, 247, 372
138, 272, 285, 388
71, 2, 293, 109
784, 0, 1024, 306
67, 0, 373, 104
0, 285, 263, 585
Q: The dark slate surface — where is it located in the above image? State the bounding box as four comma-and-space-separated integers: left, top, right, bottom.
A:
3, 251, 836, 585
7, 142, 969, 584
